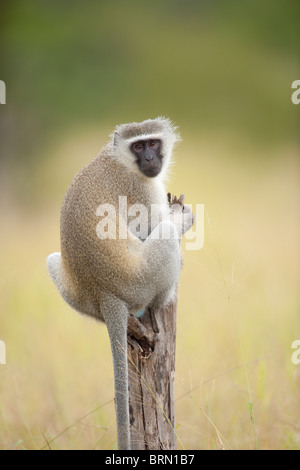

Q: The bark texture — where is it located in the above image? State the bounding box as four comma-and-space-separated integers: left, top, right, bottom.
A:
127, 299, 177, 450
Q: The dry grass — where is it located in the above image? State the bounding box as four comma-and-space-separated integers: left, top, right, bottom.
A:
0, 131, 299, 450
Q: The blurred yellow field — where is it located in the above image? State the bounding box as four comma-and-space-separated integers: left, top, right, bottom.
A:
0, 130, 299, 450
0, 0, 299, 451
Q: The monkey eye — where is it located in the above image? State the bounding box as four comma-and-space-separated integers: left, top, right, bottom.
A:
132, 142, 144, 152
148, 140, 160, 148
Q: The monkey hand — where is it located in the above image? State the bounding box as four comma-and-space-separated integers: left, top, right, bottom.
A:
181, 204, 195, 234
168, 193, 195, 236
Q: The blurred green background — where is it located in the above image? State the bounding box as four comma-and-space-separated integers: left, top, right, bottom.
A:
0, 0, 299, 450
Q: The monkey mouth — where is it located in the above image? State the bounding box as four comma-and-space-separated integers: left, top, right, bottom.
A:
142, 167, 161, 177
136, 156, 162, 178
139, 161, 162, 178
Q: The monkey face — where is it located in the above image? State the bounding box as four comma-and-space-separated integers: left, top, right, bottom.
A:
130, 139, 163, 177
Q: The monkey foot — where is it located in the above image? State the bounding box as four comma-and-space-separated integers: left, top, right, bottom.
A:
167, 192, 185, 208
127, 312, 155, 350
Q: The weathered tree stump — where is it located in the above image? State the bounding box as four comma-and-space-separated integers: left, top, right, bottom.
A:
127, 298, 177, 450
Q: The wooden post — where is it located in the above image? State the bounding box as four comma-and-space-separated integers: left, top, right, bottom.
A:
126, 195, 187, 450
127, 298, 178, 450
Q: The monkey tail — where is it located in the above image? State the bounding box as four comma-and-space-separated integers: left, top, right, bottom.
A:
101, 296, 130, 450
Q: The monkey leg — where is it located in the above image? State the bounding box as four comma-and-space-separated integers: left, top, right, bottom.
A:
141, 220, 182, 307
101, 296, 130, 450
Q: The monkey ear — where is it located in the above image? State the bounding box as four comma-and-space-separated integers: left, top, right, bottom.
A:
113, 132, 119, 147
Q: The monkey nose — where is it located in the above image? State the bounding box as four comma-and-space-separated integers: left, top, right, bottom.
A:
145, 149, 154, 162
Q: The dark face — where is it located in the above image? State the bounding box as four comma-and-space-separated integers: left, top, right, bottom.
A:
130, 139, 163, 177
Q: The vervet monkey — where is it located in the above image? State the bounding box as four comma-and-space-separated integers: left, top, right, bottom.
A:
47, 117, 194, 450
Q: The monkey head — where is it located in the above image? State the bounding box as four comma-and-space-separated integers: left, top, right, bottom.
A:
111, 117, 181, 179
